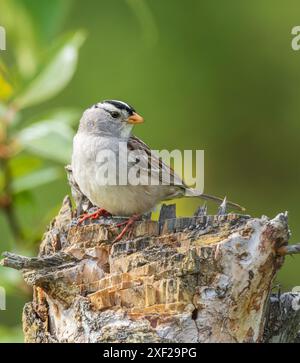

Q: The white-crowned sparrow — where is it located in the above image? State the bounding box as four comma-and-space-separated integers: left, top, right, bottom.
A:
71, 100, 243, 237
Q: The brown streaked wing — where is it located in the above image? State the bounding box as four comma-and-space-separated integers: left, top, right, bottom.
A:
128, 135, 186, 188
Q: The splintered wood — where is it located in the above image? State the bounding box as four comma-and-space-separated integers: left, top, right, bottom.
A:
1, 196, 299, 342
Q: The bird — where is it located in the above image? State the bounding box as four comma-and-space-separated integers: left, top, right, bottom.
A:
71, 100, 244, 241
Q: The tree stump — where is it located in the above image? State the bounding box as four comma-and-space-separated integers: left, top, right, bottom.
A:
1, 196, 300, 343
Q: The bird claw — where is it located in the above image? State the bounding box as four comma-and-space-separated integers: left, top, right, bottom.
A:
112, 215, 140, 242
78, 208, 111, 224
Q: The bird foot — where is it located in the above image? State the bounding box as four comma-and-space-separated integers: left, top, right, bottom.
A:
112, 215, 140, 242
78, 208, 111, 224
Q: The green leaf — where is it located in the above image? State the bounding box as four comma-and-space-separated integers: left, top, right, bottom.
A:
15, 31, 86, 109
12, 167, 62, 193
126, 0, 159, 48
26, 107, 81, 127
9, 155, 42, 178
0, 0, 39, 78
18, 121, 74, 163
22, 0, 72, 43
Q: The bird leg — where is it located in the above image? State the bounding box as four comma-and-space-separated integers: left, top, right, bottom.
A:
78, 208, 111, 224
112, 215, 140, 242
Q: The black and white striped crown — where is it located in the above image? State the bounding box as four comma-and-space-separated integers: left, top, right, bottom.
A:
102, 100, 136, 115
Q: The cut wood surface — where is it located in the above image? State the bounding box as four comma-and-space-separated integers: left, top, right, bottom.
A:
1, 196, 300, 343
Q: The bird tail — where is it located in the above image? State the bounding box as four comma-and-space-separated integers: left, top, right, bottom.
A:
185, 189, 245, 212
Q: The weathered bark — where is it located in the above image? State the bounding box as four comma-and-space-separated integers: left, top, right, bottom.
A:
1, 194, 300, 343
264, 292, 300, 342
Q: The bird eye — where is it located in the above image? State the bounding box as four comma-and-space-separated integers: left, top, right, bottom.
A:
111, 111, 120, 118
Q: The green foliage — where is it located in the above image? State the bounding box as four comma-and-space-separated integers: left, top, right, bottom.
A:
0, 0, 85, 341
0, 4, 85, 196
12, 167, 62, 193
15, 31, 86, 109
18, 120, 74, 163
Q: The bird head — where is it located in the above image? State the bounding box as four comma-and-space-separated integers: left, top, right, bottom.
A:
78, 100, 144, 138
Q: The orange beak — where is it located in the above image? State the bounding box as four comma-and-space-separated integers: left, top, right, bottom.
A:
127, 112, 144, 125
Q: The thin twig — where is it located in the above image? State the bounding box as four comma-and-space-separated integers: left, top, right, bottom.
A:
277, 244, 300, 256
0, 251, 78, 270
285, 244, 300, 255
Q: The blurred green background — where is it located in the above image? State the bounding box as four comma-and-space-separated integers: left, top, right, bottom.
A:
0, 0, 300, 342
